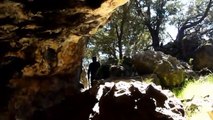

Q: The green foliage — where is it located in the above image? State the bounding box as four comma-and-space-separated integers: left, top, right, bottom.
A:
87, 1, 152, 62
206, 74, 213, 82
85, 0, 213, 62
135, 0, 182, 48
86, 0, 182, 60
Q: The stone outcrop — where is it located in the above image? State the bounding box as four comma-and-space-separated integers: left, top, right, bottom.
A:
0, 0, 128, 119
133, 50, 188, 87
181, 37, 202, 61
29, 90, 97, 120
192, 44, 213, 71
162, 37, 203, 61
4, 80, 185, 120
90, 80, 185, 120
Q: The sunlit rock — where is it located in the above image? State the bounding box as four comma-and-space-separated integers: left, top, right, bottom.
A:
133, 50, 188, 87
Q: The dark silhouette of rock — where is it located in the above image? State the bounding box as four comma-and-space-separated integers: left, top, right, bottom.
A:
25, 90, 97, 120
181, 37, 202, 61
90, 80, 185, 120
96, 64, 110, 80
110, 65, 125, 77
122, 56, 134, 76
192, 44, 213, 71
162, 35, 205, 61
0, 56, 25, 108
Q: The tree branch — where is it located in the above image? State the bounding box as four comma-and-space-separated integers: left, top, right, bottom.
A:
184, 0, 212, 29
176, 0, 212, 41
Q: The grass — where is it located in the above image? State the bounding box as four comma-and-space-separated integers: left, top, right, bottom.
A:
172, 74, 213, 120
176, 75, 213, 99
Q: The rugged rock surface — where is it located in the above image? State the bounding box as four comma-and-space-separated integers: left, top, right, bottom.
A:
181, 37, 202, 61
4, 80, 185, 120
192, 44, 213, 71
29, 90, 97, 120
90, 80, 185, 120
0, 0, 128, 119
162, 37, 203, 61
133, 50, 188, 87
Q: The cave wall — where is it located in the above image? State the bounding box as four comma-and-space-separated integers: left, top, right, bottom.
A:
0, 0, 128, 119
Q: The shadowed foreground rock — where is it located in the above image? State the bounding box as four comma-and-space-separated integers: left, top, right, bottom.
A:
29, 90, 97, 120
20, 80, 185, 120
90, 80, 185, 120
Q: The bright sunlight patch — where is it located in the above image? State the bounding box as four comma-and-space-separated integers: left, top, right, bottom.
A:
174, 74, 213, 120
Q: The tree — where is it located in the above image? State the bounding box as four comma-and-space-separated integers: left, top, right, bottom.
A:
134, 0, 180, 50
175, 0, 213, 43
86, 0, 213, 63
170, 0, 213, 59
160, 0, 213, 60
87, 2, 151, 63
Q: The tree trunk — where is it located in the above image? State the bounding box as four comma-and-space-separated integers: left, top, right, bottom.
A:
150, 31, 160, 50
147, 25, 160, 51
115, 4, 129, 61
118, 38, 123, 60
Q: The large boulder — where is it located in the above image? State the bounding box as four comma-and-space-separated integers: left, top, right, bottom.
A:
162, 36, 203, 61
0, 0, 128, 119
181, 37, 202, 61
7, 80, 185, 120
192, 44, 213, 71
133, 50, 187, 87
29, 90, 97, 120
90, 80, 185, 120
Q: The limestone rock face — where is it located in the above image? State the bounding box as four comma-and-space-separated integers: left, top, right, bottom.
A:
192, 45, 213, 71
0, 0, 128, 119
133, 50, 187, 87
0, 0, 128, 77
90, 80, 185, 120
